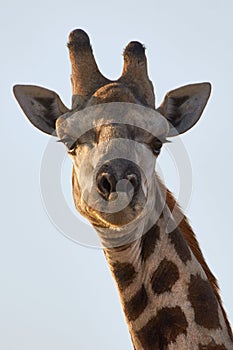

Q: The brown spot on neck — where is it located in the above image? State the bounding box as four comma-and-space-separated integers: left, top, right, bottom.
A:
188, 274, 221, 330
168, 227, 192, 263
140, 224, 160, 262
111, 261, 137, 291
137, 306, 188, 349
151, 258, 179, 295
124, 285, 148, 321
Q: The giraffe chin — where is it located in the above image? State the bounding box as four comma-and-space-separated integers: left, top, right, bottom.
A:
86, 191, 147, 228
90, 205, 143, 227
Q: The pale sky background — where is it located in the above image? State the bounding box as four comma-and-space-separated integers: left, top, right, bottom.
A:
1, 1, 233, 349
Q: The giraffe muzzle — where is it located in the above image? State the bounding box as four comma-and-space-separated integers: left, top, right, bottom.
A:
96, 159, 141, 202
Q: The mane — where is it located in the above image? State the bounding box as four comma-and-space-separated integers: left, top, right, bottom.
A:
158, 177, 233, 339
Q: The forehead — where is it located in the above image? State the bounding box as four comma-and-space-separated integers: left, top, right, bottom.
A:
94, 123, 160, 144
56, 102, 169, 142
97, 123, 130, 139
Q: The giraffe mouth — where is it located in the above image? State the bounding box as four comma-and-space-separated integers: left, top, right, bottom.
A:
83, 185, 147, 227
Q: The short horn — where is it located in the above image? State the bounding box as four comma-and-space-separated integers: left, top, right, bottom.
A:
119, 41, 155, 108
68, 29, 109, 96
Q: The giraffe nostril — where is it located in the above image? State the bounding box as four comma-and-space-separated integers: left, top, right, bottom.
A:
96, 159, 141, 201
97, 173, 116, 200
96, 172, 140, 201
102, 177, 111, 194
126, 174, 139, 190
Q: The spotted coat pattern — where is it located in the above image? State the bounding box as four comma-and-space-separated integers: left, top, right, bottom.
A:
104, 213, 233, 350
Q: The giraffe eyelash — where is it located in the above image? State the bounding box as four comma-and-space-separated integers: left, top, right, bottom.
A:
162, 138, 171, 144
57, 137, 78, 151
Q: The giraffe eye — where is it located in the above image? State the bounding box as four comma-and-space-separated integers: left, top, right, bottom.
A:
151, 139, 162, 156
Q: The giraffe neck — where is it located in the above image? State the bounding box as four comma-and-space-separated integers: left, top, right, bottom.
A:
102, 189, 233, 350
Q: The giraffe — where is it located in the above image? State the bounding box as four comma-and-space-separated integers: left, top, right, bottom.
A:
13, 29, 233, 350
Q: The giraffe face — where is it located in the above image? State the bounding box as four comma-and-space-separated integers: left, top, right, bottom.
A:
56, 102, 169, 228
13, 29, 211, 231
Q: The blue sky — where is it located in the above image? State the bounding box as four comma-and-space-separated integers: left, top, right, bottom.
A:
1, 1, 233, 349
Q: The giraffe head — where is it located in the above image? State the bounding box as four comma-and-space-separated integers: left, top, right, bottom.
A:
13, 29, 211, 233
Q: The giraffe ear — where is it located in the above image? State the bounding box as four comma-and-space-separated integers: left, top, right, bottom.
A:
13, 85, 69, 136
157, 83, 211, 137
